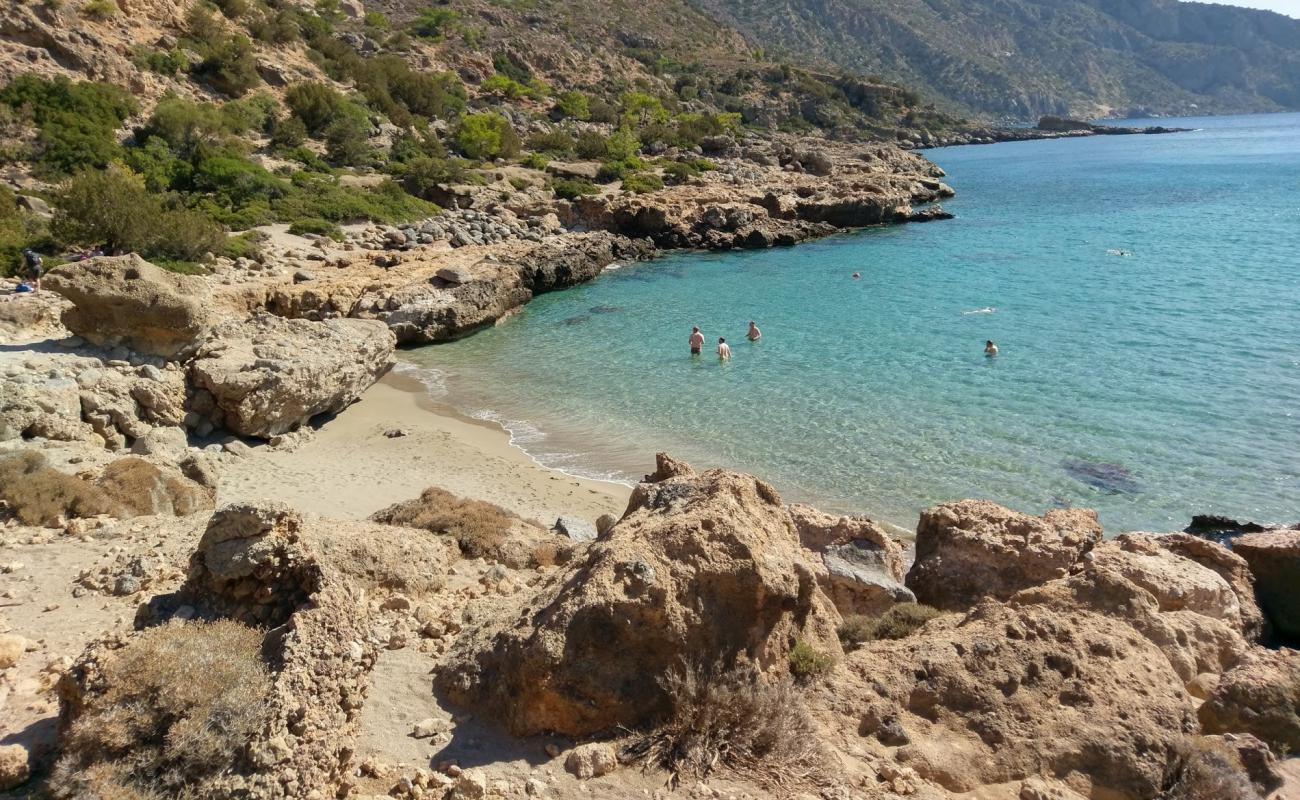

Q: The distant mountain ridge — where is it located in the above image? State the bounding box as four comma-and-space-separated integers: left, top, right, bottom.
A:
691, 0, 1300, 120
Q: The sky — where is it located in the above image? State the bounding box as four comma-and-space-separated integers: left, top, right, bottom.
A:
1188, 0, 1300, 16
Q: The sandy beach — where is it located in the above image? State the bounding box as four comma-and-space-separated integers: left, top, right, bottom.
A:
218, 370, 633, 525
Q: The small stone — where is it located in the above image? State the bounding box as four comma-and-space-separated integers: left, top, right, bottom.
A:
223, 440, 253, 457
0, 635, 29, 669
525, 777, 548, 796
544, 743, 561, 759
412, 718, 444, 739
384, 428, 410, 438
564, 743, 617, 779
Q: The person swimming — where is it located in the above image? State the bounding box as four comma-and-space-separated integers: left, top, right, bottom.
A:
851, 272, 861, 279
746, 320, 762, 341
985, 340, 999, 357
689, 326, 704, 356
717, 337, 731, 360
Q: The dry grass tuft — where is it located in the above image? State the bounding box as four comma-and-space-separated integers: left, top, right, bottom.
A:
787, 640, 835, 679
628, 664, 826, 789
838, 603, 943, 648
95, 456, 211, 516
0, 450, 116, 526
1162, 737, 1261, 800
52, 619, 272, 799
370, 486, 517, 559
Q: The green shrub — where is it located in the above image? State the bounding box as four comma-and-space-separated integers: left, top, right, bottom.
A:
80, 0, 119, 20
787, 641, 834, 679
508, 176, 531, 191
605, 127, 641, 161
223, 229, 266, 260
0, 75, 137, 174
247, 7, 300, 43
52, 164, 225, 261
269, 115, 308, 148
621, 172, 663, 194
273, 176, 436, 224
663, 161, 696, 184
350, 58, 465, 125
526, 128, 574, 156
221, 93, 279, 134
193, 32, 261, 98
837, 604, 943, 648
137, 47, 188, 76
552, 178, 598, 200
288, 218, 343, 239
364, 11, 390, 29
188, 149, 289, 207
482, 73, 528, 100
552, 90, 590, 120
397, 155, 469, 198
138, 96, 225, 153
323, 115, 373, 167
521, 151, 548, 170
454, 112, 520, 160
212, 0, 250, 18
411, 7, 460, 40
284, 81, 345, 135
573, 130, 608, 159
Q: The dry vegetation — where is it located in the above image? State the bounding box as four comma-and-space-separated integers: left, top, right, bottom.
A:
1161, 737, 1261, 800
95, 456, 211, 516
629, 664, 827, 788
370, 486, 516, 559
838, 603, 943, 648
52, 620, 273, 800
0, 450, 116, 526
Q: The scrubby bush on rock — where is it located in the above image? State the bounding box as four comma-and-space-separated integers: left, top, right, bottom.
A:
0, 451, 115, 527
838, 603, 942, 647
370, 487, 516, 559
632, 665, 825, 786
0, 74, 137, 175
52, 619, 272, 799
454, 112, 520, 161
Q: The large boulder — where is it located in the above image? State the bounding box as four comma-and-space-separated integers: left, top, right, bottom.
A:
45, 255, 214, 360
789, 504, 913, 615
437, 463, 843, 737
843, 598, 1198, 797
1229, 529, 1300, 642
1152, 532, 1265, 641
1199, 648, 1300, 755
189, 313, 395, 438
906, 501, 1103, 611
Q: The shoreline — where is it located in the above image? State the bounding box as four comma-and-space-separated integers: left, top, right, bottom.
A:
217, 369, 632, 526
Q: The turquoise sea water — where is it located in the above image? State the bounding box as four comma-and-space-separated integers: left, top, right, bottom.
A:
404, 113, 1300, 533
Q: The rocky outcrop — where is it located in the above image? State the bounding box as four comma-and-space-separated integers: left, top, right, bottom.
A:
438, 462, 842, 737
1229, 529, 1300, 642
1, 351, 187, 450
188, 313, 395, 438
1199, 648, 1300, 755
45, 256, 215, 360
56, 502, 457, 800
1153, 532, 1265, 641
905, 500, 1103, 611
789, 504, 913, 616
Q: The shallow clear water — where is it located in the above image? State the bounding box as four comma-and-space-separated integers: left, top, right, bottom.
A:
404, 113, 1300, 532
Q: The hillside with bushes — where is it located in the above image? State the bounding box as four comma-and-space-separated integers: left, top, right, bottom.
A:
0, 0, 958, 275
693, 0, 1300, 120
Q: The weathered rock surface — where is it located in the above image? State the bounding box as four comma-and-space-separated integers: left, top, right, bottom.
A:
1153, 532, 1265, 641
95, 456, 215, 517
45, 255, 215, 360
789, 504, 912, 615
1230, 529, 1300, 642
906, 500, 1103, 611
1199, 648, 1300, 754
438, 461, 842, 736
189, 313, 395, 438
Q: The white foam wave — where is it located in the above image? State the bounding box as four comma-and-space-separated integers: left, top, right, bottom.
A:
470, 408, 636, 486
393, 361, 450, 399
961, 306, 997, 315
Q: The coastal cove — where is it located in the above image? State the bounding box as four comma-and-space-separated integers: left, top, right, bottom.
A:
404, 112, 1300, 534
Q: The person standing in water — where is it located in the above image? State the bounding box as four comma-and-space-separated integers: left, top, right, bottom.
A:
746, 320, 762, 342
689, 326, 704, 356
985, 340, 999, 357
717, 337, 732, 360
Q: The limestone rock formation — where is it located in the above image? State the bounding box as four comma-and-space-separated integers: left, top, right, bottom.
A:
789, 504, 913, 615
45, 256, 215, 360
1229, 528, 1300, 641
1199, 648, 1300, 755
1153, 532, 1265, 641
906, 500, 1102, 611
438, 463, 843, 737
189, 313, 395, 438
